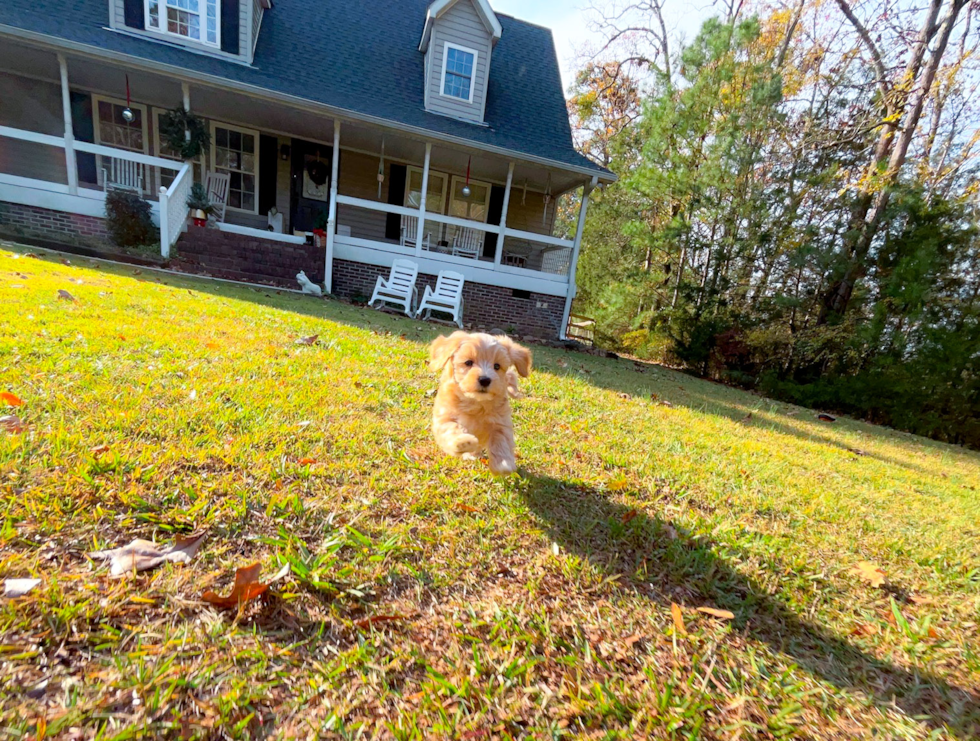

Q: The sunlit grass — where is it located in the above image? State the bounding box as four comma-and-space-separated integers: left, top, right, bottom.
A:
1, 242, 978, 739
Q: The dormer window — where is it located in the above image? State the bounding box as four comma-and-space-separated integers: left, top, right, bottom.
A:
441, 43, 477, 102
146, 0, 219, 46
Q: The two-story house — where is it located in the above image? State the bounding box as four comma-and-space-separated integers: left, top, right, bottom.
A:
0, 0, 613, 338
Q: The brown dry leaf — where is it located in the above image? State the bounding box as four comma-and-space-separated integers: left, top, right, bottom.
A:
0, 415, 27, 433
697, 607, 736, 620
296, 335, 319, 346
0, 392, 24, 407
202, 563, 270, 609
671, 603, 686, 635
57, 289, 77, 302
619, 393, 631, 400
297, 457, 317, 465
355, 614, 411, 630
850, 622, 879, 637
91, 444, 110, 456
205, 342, 220, 350
456, 503, 479, 513
852, 561, 887, 588
817, 413, 837, 422
89, 531, 206, 578
663, 523, 679, 540
621, 509, 639, 525
660, 400, 675, 408
740, 412, 753, 423
910, 595, 931, 605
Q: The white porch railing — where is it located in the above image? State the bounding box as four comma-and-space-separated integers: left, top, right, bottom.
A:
158, 162, 192, 258
0, 124, 184, 256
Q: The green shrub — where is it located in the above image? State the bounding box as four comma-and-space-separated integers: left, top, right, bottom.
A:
105, 190, 157, 248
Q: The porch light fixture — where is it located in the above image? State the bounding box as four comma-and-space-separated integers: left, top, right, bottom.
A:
461, 156, 472, 198
121, 74, 135, 123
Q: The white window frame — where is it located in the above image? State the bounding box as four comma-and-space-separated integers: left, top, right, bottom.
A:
92, 95, 149, 191
209, 121, 260, 215
449, 175, 492, 223
145, 0, 221, 48
152, 109, 204, 194
440, 42, 478, 104
405, 166, 448, 215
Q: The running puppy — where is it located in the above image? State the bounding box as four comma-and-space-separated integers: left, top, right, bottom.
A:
428, 331, 532, 475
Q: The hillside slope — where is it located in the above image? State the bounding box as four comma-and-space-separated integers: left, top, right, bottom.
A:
1, 244, 978, 739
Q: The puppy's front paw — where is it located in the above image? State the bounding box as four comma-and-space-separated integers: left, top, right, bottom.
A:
489, 455, 517, 476
449, 434, 480, 456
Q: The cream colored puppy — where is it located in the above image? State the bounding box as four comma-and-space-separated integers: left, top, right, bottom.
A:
428, 331, 532, 475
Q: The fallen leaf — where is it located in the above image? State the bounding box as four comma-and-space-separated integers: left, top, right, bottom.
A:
740, 412, 753, 423
850, 622, 879, 637
697, 607, 735, 620
90, 444, 110, 456
552, 542, 560, 556
57, 289, 77, 302
297, 457, 317, 465
621, 509, 639, 524
89, 531, 206, 577
671, 603, 687, 635
619, 393, 631, 400
0, 415, 27, 433
608, 476, 629, 491
188, 389, 198, 401
456, 503, 479, 513
660, 400, 675, 408
355, 614, 411, 629
25, 252, 41, 259
909, 595, 931, 605
852, 561, 886, 588
4, 578, 41, 597
296, 335, 319, 346
0, 392, 24, 407
663, 523, 679, 540
201, 563, 269, 609
133, 269, 143, 275
205, 342, 220, 350
817, 413, 836, 422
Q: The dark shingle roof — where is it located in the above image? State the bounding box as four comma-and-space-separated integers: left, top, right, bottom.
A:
0, 0, 611, 179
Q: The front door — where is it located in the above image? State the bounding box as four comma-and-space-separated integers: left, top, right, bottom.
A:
290, 139, 333, 233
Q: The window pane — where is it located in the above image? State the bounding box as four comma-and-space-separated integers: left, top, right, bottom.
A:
229, 130, 241, 150
216, 127, 227, 147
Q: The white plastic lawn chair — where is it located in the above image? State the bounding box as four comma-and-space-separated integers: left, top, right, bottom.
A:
206, 172, 230, 223
451, 226, 483, 260
400, 215, 431, 250
416, 270, 465, 328
368, 259, 420, 317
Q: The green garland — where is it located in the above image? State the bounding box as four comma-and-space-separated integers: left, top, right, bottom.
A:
158, 107, 211, 160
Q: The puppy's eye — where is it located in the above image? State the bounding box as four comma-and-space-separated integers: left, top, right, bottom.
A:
464, 360, 474, 367
494, 363, 501, 371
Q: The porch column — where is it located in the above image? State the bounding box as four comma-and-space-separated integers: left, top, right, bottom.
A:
415, 143, 432, 258
182, 82, 191, 112
560, 176, 598, 340
493, 162, 515, 268
324, 120, 342, 291
57, 54, 78, 195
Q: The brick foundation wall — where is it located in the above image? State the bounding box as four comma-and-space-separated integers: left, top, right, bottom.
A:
332, 259, 566, 339
171, 225, 325, 287
0, 202, 109, 244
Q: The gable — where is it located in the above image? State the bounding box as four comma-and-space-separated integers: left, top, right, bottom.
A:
419, 0, 501, 53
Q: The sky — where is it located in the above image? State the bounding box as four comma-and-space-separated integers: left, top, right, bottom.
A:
490, 0, 719, 90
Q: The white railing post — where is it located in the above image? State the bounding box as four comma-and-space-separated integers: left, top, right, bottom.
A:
324, 120, 342, 292
58, 54, 78, 195
416, 143, 432, 258
159, 185, 171, 258
560, 176, 598, 340
493, 162, 515, 268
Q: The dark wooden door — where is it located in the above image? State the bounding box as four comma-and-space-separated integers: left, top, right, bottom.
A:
289, 139, 333, 233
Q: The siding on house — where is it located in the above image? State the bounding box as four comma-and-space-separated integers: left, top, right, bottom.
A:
337, 151, 391, 242
251, 0, 264, 54
112, 0, 251, 62
425, 0, 492, 124
0, 73, 68, 184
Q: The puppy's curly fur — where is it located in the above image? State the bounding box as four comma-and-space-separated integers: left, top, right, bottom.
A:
428, 331, 532, 475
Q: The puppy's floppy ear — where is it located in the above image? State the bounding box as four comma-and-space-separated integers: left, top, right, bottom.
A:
500, 337, 532, 378
429, 332, 468, 372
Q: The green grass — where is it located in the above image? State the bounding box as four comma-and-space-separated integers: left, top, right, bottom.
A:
1, 242, 979, 740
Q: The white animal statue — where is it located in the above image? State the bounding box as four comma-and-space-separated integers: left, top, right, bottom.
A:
297, 271, 323, 297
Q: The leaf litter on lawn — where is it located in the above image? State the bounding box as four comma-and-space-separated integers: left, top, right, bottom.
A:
202, 562, 290, 609
88, 531, 207, 577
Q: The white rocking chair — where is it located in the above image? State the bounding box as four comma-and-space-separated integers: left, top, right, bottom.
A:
400, 215, 431, 250
103, 158, 144, 194
416, 270, 465, 328
368, 259, 420, 317
451, 226, 483, 260
206, 172, 231, 223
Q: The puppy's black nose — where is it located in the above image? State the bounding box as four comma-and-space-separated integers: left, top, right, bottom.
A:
479, 376, 492, 388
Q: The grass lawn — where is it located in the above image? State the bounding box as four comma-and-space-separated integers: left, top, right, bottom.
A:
1, 242, 979, 740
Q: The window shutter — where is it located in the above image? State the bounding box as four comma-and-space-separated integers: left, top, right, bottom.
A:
258, 134, 279, 216
385, 164, 407, 241
123, 0, 145, 28
70, 92, 98, 185
221, 0, 240, 55
485, 185, 506, 259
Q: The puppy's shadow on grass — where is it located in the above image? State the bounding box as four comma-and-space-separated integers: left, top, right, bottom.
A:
516, 472, 980, 737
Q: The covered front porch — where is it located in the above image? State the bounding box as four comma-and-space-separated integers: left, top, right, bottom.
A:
0, 39, 597, 337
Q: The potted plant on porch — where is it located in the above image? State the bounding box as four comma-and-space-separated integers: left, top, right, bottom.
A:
186, 183, 214, 228
312, 209, 329, 248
